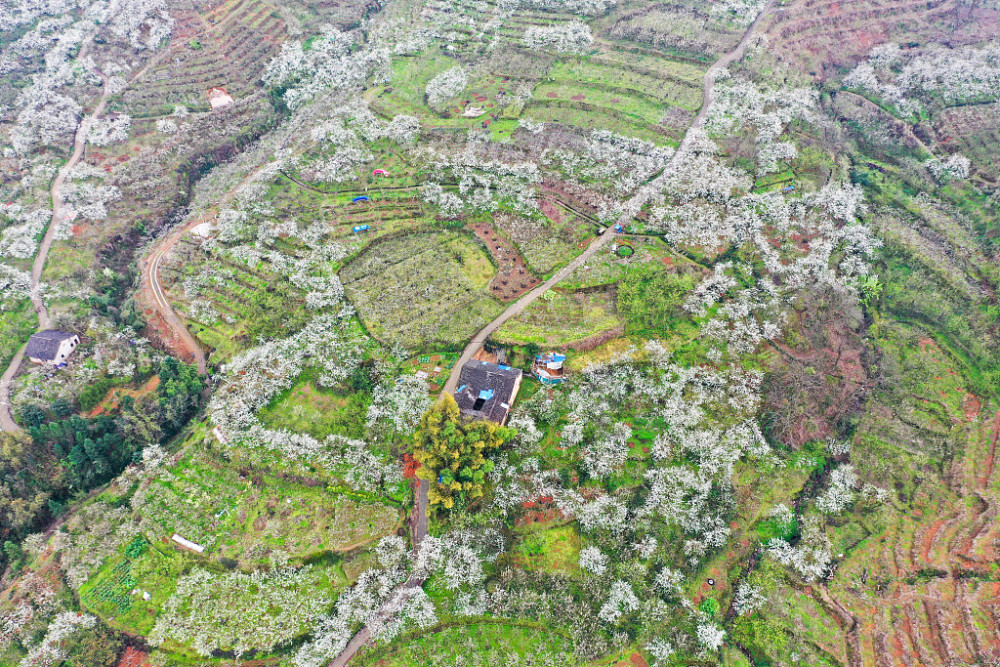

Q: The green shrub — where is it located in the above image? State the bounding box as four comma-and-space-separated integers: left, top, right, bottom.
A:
617, 265, 694, 333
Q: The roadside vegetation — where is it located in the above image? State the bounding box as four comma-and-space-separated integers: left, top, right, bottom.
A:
1, 0, 999, 665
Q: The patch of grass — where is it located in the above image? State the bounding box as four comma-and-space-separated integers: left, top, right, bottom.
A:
79, 540, 185, 635
0, 302, 37, 368
341, 231, 503, 349
563, 235, 689, 289
258, 375, 370, 440
513, 524, 581, 573
495, 289, 620, 347
617, 263, 694, 333
134, 442, 402, 566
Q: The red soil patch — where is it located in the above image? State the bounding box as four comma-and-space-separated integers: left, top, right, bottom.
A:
545, 92, 558, 98
918, 337, 938, 353
610, 98, 621, 104
118, 647, 151, 667
515, 507, 564, 528
980, 408, 1000, 488
921, 519, 946, 563
468, 221, 539, 301
571, 93, 585, 101
402, 453, 419, 479
630, 653, 651, 667
964, 393, 982, 421
539, 197, 564, 224
89, 376, 160, 417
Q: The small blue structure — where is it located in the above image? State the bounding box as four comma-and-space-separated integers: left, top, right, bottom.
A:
478, 389, 495, 401
353, 195, 369, 202
782, 184, 795, 192
532, 352, 566, 384
614, 223, 623, 233
353, 225, 370, 233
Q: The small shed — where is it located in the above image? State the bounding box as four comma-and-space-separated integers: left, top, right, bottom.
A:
532, 352, 566, 384
171, 534, 205, 554
207, 87, 234, 109
26, 330, 80, 365
190, 222, 213, 238
453, 360, 522, 425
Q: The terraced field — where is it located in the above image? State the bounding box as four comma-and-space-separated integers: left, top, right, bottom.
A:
761, 0, 977, 74
340, 231, 504, 348
933, 102, 1000, 174
119, 0, 288, 116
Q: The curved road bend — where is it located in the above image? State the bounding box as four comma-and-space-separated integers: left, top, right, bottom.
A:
140, 161, 288, 377
329, 4, 777, 666
0, 70, 112, 433
142, 223, 209, 375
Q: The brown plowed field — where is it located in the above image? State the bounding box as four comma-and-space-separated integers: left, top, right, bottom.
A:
829, 406, 1000, 665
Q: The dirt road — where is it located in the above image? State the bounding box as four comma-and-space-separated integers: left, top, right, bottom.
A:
328, 5, 778, 666
0, 70, 112, 433
327, 478, 429, 667
140, 221, 209, 374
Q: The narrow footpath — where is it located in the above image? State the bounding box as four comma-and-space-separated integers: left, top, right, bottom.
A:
0, 70, 111, 433
328, 4, 777, 665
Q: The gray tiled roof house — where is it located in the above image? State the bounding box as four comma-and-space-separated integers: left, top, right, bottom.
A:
453, 360, 523, 425
25, 330, 79, 364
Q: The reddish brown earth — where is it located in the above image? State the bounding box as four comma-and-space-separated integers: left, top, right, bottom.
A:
468, 221, 540, 301
89, 376, 161, 417
117, 647, 151, 667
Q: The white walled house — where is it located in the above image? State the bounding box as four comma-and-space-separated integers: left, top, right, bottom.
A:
26, 330, 80, 365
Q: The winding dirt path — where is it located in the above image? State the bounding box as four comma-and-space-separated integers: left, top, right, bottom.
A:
138, 161, 279, 376
328, 5, 777, 666
0, 71, 112, 433
140, 221, 209, 375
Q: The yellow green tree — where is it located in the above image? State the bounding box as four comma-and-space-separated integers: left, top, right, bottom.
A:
412, 394, 514, 509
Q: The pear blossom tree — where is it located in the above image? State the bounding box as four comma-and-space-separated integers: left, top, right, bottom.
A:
843, 42, 1000, 118
425, 65, 468, 112
522, 22, 593, 54
85, 113, 130, 146
925, 154, 971, 182
17, 611, 96, 667
262, 25, 389, 109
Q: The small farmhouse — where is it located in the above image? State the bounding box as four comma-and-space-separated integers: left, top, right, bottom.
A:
26, 330, 80, 365
207, 87, 234, 109
454, 360, 522, 425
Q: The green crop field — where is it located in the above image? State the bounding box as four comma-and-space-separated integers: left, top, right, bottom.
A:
341, 231, 503, 348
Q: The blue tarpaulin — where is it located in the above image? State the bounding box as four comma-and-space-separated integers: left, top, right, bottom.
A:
478, 389, 494, 401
